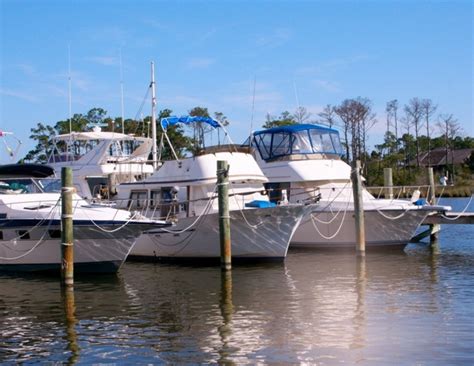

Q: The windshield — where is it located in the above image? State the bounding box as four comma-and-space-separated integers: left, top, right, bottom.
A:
253, 128, 343, 161
0, 178, 61, 194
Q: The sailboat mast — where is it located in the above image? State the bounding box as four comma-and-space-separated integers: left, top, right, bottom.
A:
151, 61, 158, 169
120, 48, 125, 134
68, 45, 72, 133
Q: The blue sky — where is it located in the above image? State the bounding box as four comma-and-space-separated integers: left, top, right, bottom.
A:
0, 0, 472, 163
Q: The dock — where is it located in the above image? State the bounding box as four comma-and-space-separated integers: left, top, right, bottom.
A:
423, 212, 474, 225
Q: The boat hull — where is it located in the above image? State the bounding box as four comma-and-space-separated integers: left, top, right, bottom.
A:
0, 220, 157, 273
129, 205, 308, 261
290, 208, 429, 249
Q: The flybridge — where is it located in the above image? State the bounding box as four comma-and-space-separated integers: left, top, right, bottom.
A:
251, 124, 344, 161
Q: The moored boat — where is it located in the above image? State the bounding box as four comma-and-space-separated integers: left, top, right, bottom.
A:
247, 124, 450, 249
0, 164, 169, 273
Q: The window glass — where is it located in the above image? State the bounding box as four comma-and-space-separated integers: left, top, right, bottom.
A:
271, 133, 291, 157
129, 190, 148, 209
292, 131, 313, 153
256, 133, 272, 160
330, 133, 343, 154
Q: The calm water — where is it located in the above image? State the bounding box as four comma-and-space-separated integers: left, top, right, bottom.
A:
1, 198, 473, 365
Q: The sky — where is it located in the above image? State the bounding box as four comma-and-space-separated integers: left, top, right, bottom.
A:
0, 0, 472, 163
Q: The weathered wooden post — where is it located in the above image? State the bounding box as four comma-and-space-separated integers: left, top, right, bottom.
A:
217, 160, 231, 270
351, 160, 366, 255
428, 167, 440, 244
61, 167, 74, 286
383, 167, 393, 199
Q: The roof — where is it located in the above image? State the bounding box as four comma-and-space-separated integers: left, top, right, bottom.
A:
0, 164, 55, 178
54, 130, 151, 142
253, 123, 339, 136
409, 148, 474, 166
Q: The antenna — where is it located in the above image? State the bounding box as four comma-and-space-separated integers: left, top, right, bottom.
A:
293, 78, 300, 110
68, 45, 72, 133
248, 75, 257, 143
151, 61, 158, 169
120, 48, 125, 134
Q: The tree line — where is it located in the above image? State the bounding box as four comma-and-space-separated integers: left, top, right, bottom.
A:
23, 97, 473, 186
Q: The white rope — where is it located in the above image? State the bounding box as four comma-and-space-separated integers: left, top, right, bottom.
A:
309, 185, 352, 240
440, 194, 474, 221
228, 181, 265, 229
309, 207, 348, 240
81, 210, 139, 233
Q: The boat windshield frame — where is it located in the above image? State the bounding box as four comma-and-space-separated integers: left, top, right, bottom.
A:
252, 125, 344, 161
0, 178, 61, 194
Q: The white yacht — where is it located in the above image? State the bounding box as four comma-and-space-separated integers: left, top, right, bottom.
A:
47, 127, 154, 199
113, 116, 312, 261
0, 164, 169, 273
248, 124, 450, 249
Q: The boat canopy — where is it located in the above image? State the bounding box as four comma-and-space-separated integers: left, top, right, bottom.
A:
161, 116, 220, 130
0, 164, 54, 178
252, 124, 343, 161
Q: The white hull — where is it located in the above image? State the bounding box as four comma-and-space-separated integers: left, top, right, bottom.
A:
291, 207, 429, 249
0, 219, 162, 273
130, 205, 309, 260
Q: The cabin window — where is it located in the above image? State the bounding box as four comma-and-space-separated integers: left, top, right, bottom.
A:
292, 131, 313, 153
330, 133, 343, 155
150, 190, 161, 208
0, 231, 3, 240
49, 230, 61, 239
160, 187, 179, 219
255, 133, 272, 160
18, 230, 30, 240
271, 132, 291, 157
128, 190, 148, 210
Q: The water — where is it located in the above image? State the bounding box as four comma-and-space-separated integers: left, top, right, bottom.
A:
1, 198, 473, 365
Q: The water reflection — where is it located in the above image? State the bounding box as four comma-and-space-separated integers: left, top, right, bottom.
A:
0, 240, 473, 364
62, 286, 79, 365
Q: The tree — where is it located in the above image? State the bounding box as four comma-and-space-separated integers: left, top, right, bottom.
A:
23, 123, 57, 163
262, 111, 296, 128
317, 104, 336, 128
386, 100, 399, 149
421, 99, 437, 166
334, 97, 376, 168
293, 106, 312, 124
437, 113, 461, 183
404, 98, 424, 167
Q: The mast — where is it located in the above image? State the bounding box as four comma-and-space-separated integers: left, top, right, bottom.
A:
120, 48, 125, 134
151, 61, 158, 169
68, 45, 72, 134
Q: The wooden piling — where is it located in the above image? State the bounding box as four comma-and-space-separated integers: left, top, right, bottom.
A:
351, 160, 366, 255
427, 167, 440, 244
383, 167, 393, 199
217, 160, 231, 270
61, 167, 74, 286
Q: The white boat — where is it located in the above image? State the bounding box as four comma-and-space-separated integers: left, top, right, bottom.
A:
248, 124, 450, 249
114, 116, 312, 261
47, 127, 154, 199
0, 164, 169, 273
